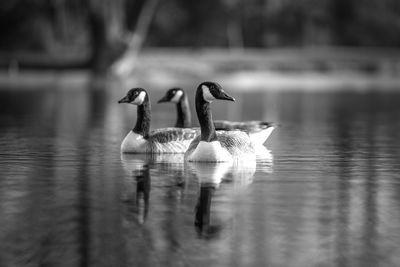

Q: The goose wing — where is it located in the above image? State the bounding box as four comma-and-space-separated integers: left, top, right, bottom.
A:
216, 130, 255, 156
186, 130, 255, 158
214, 120, 276, 145
146, 127, 200, 153
149, 127, 199, 143
214, 120, 275, 132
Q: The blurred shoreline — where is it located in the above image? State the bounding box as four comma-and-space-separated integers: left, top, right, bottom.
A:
1, 48, 400, 91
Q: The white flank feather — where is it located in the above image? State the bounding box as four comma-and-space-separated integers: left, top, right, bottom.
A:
121, 131, 148, 153
187, 141, 232, 162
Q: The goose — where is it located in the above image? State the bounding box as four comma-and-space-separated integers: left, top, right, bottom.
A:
121, 153, 187, 223
120, 154, 151, 224
158, 87, 276, 145
157, 87, 191, 128
118, 88, 198, 153
187, 161, 256, 238
184, 81, 258, 162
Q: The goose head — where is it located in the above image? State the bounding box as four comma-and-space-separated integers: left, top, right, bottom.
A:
158, 88, 184, 103
197, 81, 235, 103
118, 88, 148, 105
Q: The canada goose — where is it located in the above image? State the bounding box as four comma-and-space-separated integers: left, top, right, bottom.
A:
121, 153, 186, 223
187, 161, 256, 238
157, 87, 191, 128
120, 154, 151, 224
158, 87, 275, 145
184, 82, 257, 162
118, 88, 198, 153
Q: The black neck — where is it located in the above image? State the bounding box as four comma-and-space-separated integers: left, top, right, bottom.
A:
133, 96, 151, 138
195, 186, 214, 232
176, 93, 191, 128
195, 89, 217, 142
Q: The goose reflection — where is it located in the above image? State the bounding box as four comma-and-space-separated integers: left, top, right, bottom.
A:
187, 161, 256, 239
120, 154, 186, 224
134, 166, 151, 224
256, 148, 274, 174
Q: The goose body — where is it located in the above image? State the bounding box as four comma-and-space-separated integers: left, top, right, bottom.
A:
185, 131, 255, 162
184, 82, 257, 163
214, 120, 274, 145
119, 88, 198, 154
121, 127, 198, 153
158, 88, 276, 145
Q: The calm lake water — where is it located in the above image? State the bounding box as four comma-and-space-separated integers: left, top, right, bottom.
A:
1, 79, 400, 267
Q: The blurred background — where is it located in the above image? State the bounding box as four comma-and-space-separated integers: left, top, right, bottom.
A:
1, 0, 400, 84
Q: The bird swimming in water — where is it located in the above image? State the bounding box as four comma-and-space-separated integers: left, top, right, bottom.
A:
184, 81, 260, 162
118, 88, 198, 153
158, 87, 275, 146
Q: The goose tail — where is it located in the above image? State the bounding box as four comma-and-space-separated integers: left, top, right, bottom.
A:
249, 126, 275, 145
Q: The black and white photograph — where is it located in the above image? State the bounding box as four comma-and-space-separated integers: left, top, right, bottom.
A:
1, 1, 400, 266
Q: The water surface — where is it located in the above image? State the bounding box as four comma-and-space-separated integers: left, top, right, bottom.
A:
1, 81, 400, 267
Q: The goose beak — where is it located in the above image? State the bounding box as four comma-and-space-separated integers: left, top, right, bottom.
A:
157, 95, 169, 103
217, 91, 235, 102
118, 96, 129, 103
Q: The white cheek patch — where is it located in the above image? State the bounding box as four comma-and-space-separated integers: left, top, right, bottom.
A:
131, 91, 146, 105
202, 85, 215, 103
170, 90, 183, 103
